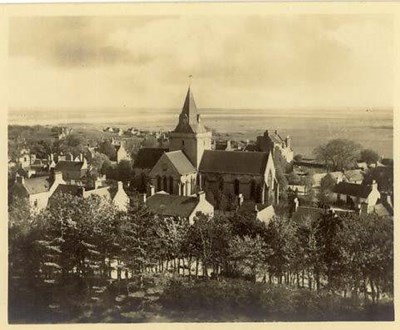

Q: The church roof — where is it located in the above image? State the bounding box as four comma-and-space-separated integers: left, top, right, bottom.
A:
146, 193, 198, 218
199, 150, 270, 175
133, 147, 168, 169
165, 151, 197, 175
173, 87, 208, 134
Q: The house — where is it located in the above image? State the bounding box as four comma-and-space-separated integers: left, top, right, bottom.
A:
54, 158, 88, 181
236, 198, 276, 224
11, 171, 65, 212
145, 190, 214, 224
332, 180, 380, 214
115, 142, 131, 163
344, 169, 364, 184
312, 171, 346, 188
213, 140, 233, 151
256, 130, 294, 163
49, 181, 130, 212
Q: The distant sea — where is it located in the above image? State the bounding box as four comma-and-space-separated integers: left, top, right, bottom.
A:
8, 108, 393, 158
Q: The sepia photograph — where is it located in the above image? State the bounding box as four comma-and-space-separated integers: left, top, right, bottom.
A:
4, 2, 397, 325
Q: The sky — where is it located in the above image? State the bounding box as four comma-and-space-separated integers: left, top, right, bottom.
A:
8, 14, 394, 111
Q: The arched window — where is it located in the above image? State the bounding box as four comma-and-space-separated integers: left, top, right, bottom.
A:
163, 176, 168, 192
157, 176, 162, 191
234, 178, 240, 195
182, 140, 185, 147
250, 179, 256, 200
169, 176, 174, 194
218, 175, 224, 191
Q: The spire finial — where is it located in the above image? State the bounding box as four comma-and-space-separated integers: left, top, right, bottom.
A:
188, 75, 193, 87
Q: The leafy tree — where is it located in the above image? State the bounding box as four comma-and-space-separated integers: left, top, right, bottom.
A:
313, 139, 361, 171
98, 140, 117, 160
287, 172, 302, 185
294, 154, 303, 162
360, 149, 380, 165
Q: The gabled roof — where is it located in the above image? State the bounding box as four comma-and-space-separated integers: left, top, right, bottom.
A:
199, 150, 270, 175
164, 151, 197, 175
333, 182, 372, 199
133, 147, 168, 169
146, 193, 198, 218
52, 184, 82, 196
23, 176, 51, 194
55, 161, 84, 171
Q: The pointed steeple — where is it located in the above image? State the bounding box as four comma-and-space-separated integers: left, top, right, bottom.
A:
181, 87, 198, 124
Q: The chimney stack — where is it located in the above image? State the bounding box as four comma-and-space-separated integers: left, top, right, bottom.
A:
117, 181, 123, 191
16, 175, 25, 184
197, 114, 201, 123
371, 180, 378, 191
197, 191, 206, 203
275, 130, 278, 135
149, 184, 155, 196
142, 193, 147, 203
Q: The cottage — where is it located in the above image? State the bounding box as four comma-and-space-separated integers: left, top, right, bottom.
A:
11, 171, 65, 212
115, 142, 131, 163
145, 191, 214, 224
55, 158, 88, 181
332, 180, 380, 213
256, 130, 294, 163
50, 181, 130, 212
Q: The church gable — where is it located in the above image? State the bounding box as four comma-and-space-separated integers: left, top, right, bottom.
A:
149, 152, 181, 178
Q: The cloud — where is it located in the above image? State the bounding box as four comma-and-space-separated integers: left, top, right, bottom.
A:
8, 14, 394, 109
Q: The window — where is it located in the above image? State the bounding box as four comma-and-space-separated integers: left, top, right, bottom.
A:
250, 180, 256, 200
157, 176, 162, 191
234, 178, 240, 195
163, 176, 168, 192
34, 200, 38, 208
169, 176, 174, 194
182, 140, 185, 146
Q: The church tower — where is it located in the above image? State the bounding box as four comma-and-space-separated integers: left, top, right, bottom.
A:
169, 87, 212, 169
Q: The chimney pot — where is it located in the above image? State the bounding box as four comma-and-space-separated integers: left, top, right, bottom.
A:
117, 181, 123, 190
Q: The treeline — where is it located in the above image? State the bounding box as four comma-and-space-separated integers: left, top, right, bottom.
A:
9, 194, 393, 306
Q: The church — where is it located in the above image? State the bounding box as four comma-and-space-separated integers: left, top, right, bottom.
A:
136, 87, 280, 206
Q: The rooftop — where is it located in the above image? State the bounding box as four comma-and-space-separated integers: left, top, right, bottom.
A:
146, 193, 199, 218
333, 182, 373, 199
199, 150, 270, 175
133, 147, 168, 170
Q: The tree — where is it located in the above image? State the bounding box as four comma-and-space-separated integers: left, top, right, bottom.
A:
98, 140, 117, 160
313, 139, 361, 171
294, 154, 303, 162
287, 172, 302, 185
89, 152, 110, 175
360, 149, 380, 165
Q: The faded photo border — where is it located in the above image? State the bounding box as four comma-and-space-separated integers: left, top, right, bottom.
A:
0, 1, 399, 329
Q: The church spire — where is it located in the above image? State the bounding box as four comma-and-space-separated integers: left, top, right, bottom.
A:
181, 86, 198, 123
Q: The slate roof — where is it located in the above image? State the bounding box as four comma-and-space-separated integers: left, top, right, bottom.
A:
55, 161, 84, 171
52, 184, 82, 196
133, 148, 168, 169
22, 176, 51, 194
199, 150, 270, 175
146, 193, 198, 218
373, 203, 393, 217
333, 182, 372, 199
165, 151, 197, 175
